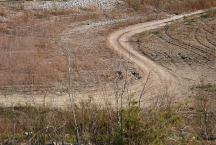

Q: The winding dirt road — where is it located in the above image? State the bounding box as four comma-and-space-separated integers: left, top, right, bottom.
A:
0, 8, 215, 108
107, 8, 215, 99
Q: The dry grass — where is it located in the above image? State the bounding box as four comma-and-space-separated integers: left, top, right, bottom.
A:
125, 0, 216, 13
0, 0, 215, 93
0, 6, 7, 17
0, 89, 215, 145
0, 2, 109, 91
0, 6, 103, 92
33, 8, 82, 19
0, 11, 6, 17
0, 3, 141, 93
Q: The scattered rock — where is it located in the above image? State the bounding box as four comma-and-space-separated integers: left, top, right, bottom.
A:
46, 142, 72, 145
116, 71, 123, 80
130, 71, 141, 80
178, 53, 191, 60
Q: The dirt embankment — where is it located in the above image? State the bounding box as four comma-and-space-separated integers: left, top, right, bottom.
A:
0, 1, 215, 108
131, 10, 216, 97
107, 8, 216, 102
0, 2, 145, 107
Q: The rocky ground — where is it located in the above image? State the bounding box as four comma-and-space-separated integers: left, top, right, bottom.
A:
24, 0, 125, 11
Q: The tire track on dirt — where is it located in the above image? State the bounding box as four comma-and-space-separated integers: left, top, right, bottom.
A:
0, 8, 215, 108
107, 8, 216, 99
164, 25, 213, 60
194, 27, 215, 53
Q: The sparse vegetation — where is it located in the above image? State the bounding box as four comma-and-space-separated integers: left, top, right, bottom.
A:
125, 0, 216, 13
0, 1, 216, 145
0, 5, 104, 93
0, 88, 215, 145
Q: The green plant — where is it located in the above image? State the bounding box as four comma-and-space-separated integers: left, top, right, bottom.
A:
0, 96, 215, 145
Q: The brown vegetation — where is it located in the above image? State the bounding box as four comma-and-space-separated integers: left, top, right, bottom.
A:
0, 1, 215, 145
125, 0, 216, 13
131, 10, 216, 92
0, 84, 215, 145
0, 5, 104, 93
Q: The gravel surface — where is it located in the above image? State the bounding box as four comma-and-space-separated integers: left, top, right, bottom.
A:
25, 0, 125, 10
63, 16, 143, 34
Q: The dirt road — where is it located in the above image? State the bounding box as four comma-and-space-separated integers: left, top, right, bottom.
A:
107, 8, 216, 100
0, 8, 215, 108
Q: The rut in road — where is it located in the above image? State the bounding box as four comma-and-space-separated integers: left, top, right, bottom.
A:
0, 8, 215, 108
107, 8, 216, 99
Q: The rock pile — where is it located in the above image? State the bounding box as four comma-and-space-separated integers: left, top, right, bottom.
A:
25, 0, 125, 10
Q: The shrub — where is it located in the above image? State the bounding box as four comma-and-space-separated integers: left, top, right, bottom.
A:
0, 91, 215, 145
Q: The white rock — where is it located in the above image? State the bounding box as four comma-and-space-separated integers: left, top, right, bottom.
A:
25, 0, 125, 11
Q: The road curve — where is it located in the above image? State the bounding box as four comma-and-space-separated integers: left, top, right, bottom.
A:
107, 8, 215, 98
0, 8, 215, 108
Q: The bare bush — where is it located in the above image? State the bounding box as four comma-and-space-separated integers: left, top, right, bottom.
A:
1, 89, 215, 145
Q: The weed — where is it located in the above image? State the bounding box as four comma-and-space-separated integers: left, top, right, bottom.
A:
192, 83, 216, 92
1, 97, 213, 144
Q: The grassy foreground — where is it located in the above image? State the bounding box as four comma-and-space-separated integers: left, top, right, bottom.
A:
0, 84, 215, 145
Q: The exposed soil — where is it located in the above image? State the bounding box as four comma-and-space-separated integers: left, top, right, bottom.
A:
131, 11, 216, 97
0, 1, 215, 107
0, 3, 146, 100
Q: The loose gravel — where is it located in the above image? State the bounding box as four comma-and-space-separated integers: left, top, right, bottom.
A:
25, 0, 125, 10
63, 16, 143, 34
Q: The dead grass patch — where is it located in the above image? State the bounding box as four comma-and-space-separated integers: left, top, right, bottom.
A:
125, 0, 216, 13
0, 5, 105, 92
